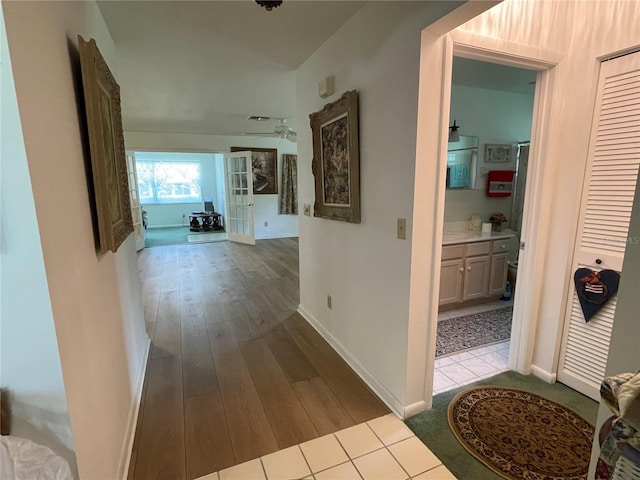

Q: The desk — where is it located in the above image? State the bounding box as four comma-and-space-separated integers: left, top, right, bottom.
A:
189, 212, 222, 232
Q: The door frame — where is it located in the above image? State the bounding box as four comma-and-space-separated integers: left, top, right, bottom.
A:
404, 25, 563, 416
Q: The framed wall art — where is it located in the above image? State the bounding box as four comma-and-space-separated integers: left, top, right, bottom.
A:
230, 147, 278, 194
78, 36, 133, 254
484, 143, 512, 163
309, 90, 360, 223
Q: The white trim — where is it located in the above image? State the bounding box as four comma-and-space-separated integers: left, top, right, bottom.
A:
296, 304, 404, 418
407, 28, 563, 416
451, 30, 563, 68
403, 401, 429, 419
509, 63, 559, 375
530, 365, 557, 384
146, 224, 185, 229
256, 233, 299, 240
117, 338, 151, 480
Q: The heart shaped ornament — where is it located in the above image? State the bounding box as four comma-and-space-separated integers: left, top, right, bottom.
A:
573, 268, 621, 322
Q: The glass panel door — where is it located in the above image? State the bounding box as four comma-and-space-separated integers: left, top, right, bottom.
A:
224, 151, 255, 245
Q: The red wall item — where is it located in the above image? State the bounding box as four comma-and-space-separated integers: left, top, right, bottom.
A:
487, 170, 515, 197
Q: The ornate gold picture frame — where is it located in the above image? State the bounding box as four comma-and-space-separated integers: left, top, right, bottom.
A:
78, 36, 133, 253
310, 90, 360, 223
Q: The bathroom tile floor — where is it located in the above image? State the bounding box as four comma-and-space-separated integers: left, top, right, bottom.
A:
434, 301, 513, 394
196, 414, 456, 480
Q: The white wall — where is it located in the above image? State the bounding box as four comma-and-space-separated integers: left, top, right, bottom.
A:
0, 6, 75, 472
3, 2, 149, 478
407, 0, 640, 409
295, 1, 463, 413
135, 151, 221, 228
125, 131, 299, 239
445, 84, 534, 226
458, 0, 640, 382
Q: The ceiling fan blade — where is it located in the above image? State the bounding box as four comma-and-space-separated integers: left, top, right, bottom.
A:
242, 132, 279, 136
286, 132, 297, 142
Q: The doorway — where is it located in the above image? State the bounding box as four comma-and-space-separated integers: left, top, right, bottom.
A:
405, 24, 561, 415
131, 151, 228, 248
433, 57, 536, 395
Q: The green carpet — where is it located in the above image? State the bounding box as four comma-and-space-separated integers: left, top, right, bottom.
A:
405, 371, 598, 480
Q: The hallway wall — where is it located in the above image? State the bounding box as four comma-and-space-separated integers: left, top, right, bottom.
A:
2, 2, 149, 477
0, 5, 75, 472
295, 2, 463, 413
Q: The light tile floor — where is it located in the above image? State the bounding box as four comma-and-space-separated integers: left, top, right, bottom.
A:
197, 414, 456, 480
434, 301, 513, 395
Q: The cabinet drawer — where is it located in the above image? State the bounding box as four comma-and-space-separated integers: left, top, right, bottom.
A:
492, 239, 510, 253
442, 244, 465, 260
466, 241, 491, 257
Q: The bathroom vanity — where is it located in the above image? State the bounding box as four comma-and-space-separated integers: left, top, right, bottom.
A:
439, 230, 515, 309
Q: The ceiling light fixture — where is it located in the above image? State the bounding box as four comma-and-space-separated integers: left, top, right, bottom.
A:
255, 0, 282, 11
449, 120, 460, 142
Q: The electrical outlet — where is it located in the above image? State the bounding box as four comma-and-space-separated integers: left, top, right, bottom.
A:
303, 204, 311, 216
327, 294, 332, 309
397, 218, 407, 240
264, 221, 268, 227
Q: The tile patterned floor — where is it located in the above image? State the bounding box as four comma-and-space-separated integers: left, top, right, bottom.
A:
196, 414, 456, 480
434, 301, 512, 394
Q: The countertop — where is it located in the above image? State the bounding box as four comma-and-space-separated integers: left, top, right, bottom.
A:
442, 229, 516, 245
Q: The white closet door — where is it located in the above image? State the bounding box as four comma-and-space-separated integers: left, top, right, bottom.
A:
557, 51, 640, 400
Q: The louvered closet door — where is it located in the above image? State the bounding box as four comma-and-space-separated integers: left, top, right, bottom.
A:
557, 51, 640, 400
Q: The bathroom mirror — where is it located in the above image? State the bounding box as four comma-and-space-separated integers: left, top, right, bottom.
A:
446, 135, 479, 190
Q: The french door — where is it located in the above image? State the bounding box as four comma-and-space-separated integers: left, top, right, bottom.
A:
557, 51, 640, 400
224, 151, 255, 245
126, 152, 146, 251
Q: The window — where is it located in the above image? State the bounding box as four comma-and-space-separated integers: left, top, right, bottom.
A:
136, 161, 202, 204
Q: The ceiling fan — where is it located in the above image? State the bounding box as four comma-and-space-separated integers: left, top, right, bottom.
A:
243, 117, 297, 143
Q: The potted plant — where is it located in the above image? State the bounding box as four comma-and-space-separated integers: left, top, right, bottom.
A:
490, 212, 507, 232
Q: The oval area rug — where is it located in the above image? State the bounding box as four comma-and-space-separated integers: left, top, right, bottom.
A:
448, 386, 594, 479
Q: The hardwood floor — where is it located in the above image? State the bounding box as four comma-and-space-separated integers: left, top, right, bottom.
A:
129, 238, 389, 480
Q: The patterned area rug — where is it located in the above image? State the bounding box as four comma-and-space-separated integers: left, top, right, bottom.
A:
448, 386, 595, 480
437, 306, 513, 357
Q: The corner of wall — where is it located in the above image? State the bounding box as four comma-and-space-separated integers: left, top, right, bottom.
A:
297, 304, 404, 417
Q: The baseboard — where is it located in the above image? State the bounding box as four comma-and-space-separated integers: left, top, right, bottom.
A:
531, 364, 556, 384
256, 233, 299, 240
147, 224, 185, 229
403, 400, 428, 419
118, 338, 151, 480
297, 304, 404, 417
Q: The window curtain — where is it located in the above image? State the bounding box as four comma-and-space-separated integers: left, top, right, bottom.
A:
279, 154, 298, 215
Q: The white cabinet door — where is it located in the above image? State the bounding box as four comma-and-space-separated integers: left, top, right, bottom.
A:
439, 259, 464, 305
558, 51, 640, 400
489, 252, 509, 296
462, 256, 490, 301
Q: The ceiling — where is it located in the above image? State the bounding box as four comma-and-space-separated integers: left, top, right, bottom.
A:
98, 2, 529, 138
452, 57, 537, 95
98, 0, 367, 136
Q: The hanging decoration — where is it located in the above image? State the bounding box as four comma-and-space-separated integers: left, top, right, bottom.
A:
255, 0, 282, 11
573, 268, 620, 322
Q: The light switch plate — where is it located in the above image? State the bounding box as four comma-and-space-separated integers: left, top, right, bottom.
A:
397, 218, 407, 240
303, 204, 311, 216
